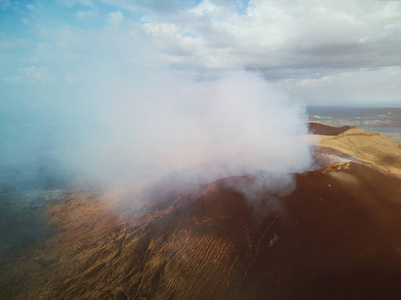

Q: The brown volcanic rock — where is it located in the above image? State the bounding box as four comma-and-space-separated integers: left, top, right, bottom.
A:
3, 126, 401, 299
3, 161, 401, 299
285, 162, 401, 299
308, 122, 353, 136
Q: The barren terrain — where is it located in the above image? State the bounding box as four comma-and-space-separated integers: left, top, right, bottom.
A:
1, 124, 401, 299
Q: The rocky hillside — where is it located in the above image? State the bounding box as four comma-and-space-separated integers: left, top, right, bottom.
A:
2, 125, 401, 299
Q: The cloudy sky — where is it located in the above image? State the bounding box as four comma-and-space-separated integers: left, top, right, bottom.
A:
1, 0, 401, 108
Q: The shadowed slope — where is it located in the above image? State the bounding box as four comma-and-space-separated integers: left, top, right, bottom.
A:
2, 161, 401, 299
309, 122, 353, 136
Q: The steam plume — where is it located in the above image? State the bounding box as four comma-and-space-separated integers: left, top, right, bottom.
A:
55, 70, 312, 189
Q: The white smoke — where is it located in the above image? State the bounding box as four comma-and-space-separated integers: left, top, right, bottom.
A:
58, 70, 313, 190
0, 11, 314, 196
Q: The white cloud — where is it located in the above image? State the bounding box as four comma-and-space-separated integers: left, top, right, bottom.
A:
26, 4, 36, 11
100, 0, 182, 13
57, 0, 93, 7
279, 66, 401, 105
2, 76, 21, 82
189, 0, 221, 16
0, 33, 28, 50
76, 10, 97, 19
24, 66, 55, 83
21, 18, 30, 24
107, 10, 125, 26
140, 0, 401, 76
63, 72, 75, 84
2, 0, 401, 191
2, 0, 400, 106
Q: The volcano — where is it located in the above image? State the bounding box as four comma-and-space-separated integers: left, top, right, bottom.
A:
1, 125, 401, 299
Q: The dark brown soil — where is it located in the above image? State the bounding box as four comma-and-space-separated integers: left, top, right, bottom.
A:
309, 122, 353, 136
2, 162, 401, 299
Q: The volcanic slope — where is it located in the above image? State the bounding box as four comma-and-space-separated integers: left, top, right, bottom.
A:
309, 123, 401, 175
2, 125, 401, 299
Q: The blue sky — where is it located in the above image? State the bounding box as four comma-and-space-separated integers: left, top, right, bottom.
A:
1, 0, 401, 186
1, 0, 401, 110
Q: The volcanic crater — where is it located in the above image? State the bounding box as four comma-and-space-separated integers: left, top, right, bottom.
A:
2, 124, 401, 299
